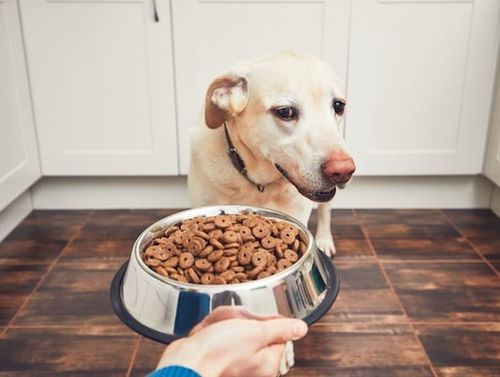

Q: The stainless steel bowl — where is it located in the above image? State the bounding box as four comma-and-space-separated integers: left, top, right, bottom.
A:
110, 205, 339, 343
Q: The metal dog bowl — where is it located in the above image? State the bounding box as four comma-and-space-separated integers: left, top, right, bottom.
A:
110, 205, 340, 344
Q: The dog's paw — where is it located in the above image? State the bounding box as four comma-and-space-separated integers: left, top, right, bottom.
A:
315, 234, 336, 257
278, 341, 295, 376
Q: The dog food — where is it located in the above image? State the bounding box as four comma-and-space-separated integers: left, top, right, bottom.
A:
141, 212, 308, 285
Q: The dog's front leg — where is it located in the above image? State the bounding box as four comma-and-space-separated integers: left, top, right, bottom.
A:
315, 201, 336, 256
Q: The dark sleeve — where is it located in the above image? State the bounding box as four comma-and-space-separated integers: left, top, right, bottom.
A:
146, 365, 202, 377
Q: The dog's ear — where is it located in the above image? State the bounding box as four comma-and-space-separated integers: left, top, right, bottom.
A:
205, 74, 248, 129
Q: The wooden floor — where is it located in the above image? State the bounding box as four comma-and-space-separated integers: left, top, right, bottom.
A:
0, 209, 499, 376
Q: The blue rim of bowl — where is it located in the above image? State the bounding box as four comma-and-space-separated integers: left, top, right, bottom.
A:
110, 251, 340, 344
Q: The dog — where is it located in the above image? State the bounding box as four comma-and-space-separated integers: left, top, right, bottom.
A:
187, 51, 355, 375
188, 51, 355, 256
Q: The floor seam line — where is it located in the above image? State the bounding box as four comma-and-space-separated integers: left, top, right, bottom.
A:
356, 214, 439, 377
0, 210, 95, 338
439, 209, 500, 279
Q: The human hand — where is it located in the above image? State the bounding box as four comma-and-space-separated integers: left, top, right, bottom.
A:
156, 307, 308, 377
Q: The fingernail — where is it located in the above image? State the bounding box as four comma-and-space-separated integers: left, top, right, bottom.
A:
292, 321, 308, 338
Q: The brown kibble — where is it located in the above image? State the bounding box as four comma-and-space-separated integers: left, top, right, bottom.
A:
195, 259, 212, 272
164, 257, 179, 268
260, 236, 276, 249
199, 245, 214, 258
252, 224, 270, 239
219, 270, 235, 281
209, 238, 224, 250
145, 258, 161, 267
187, 268, 200, 284
201, 272, 215, 285
257, 271, 271, 279
252, 250, 267, 267
170, 274, 188, 283
214, 257, 230, 273
214, 215, 232, 228
179, 252, 195, 269
208, 229, 223, 240
278, 259, 292, 270
194, 230, 210, 240
223, 230, 239, 244
143, 212, 305, 284
211, 276, 227, 285
223, 248, 239, 256
154, 266, 169, 277
207, 248, 224, 262
284, 249, 299, 263
238, 248, 252, 265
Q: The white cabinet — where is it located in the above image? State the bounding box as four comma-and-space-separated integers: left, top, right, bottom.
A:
0, 0, 40, 211
19, 0, 178, 175
171, 0, 350, 174
484, 52, 500, 186
344, 0, 500, 175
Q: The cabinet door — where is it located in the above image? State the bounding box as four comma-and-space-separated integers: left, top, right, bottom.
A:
484, 61, 500, 186
172, 0, 350, 174
0, 0, 40, 211
19, 0, 178, 175
345, 0, 500, 175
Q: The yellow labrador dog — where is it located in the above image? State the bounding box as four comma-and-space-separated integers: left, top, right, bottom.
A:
188, 51, 355, 257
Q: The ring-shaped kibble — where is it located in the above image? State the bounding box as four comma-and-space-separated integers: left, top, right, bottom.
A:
252, 250, 267, 267
277, 259, 292, 270
164, 257, 179, 268
219, 270, 235, 281
260, 236, 276, 249
284, 249, 299, 263
266, 253, 277, 268
223, 230, 239, 243
214, 257, 230, 273
179, 252, 195, 268
252, 224, 270, 239
239, 225, 252, 238
146, 258, 161, 267
279, 228, 295, 244
195, 258, 212, 271
248, 264, 264, 278
238, 249, 252, 265
200, 272, 214, 285
214, 215, 232, 228
199, 245, 214, 258
209, 238, 224, 250
242, 217, 259, 228
211, 276, 227, 285
145, 245, 161, 257
154, 266, 169, 277
187, 268, 200, 284
208, 229, 223, 240
173, 230, 187, 245
257, 271, 271, 279
207, 248, 224, 262
152, 249, 169, 261
163, 242, 177, 255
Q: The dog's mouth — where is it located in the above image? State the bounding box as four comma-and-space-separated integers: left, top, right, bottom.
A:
275, 163, 337, 202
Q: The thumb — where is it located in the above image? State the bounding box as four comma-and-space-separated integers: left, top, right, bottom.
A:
257, 318, 308, 346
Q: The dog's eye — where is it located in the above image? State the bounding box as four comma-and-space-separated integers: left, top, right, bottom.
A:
273, 107, 298, 121
333, 100, 345, 116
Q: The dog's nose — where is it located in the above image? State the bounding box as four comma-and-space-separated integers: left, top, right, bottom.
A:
321, 153, 356, 185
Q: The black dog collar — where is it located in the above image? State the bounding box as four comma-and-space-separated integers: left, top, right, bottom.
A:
223, 122, 265, 193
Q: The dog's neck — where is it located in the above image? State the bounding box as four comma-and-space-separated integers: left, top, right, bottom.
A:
222, 122, 283, 191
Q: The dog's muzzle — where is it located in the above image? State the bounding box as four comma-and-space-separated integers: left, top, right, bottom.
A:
275, 163, 337, 202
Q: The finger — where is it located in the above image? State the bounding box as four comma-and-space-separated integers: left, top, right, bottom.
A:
252, 343, 286, 377
257, 318, 308, 346
190, 306, 283, 335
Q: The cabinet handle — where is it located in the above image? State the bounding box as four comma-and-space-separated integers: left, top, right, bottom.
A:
152, 0, 159, 22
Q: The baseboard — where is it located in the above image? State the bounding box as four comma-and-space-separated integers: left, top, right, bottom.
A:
490, 184, 500, 217
30, 175, 493, 209
0, 191, 33, 242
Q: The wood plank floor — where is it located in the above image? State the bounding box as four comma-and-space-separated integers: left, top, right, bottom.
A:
0, 209, 499, 376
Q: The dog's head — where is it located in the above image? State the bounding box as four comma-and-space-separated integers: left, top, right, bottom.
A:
204, 52, 355, 202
